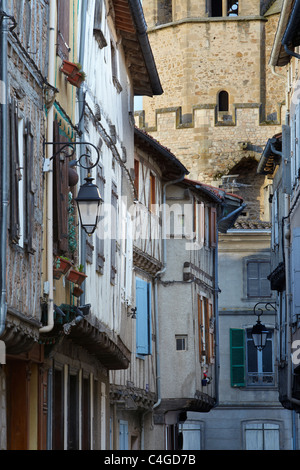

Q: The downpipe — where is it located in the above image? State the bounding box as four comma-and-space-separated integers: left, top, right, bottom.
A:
0, 1, 9, 337
39, 0, 56, 333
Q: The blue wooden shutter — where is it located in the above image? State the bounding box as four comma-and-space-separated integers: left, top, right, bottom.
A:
230, 328, 245, 387
136, 278, 152, 355
292, 227, 300, 323
119, 420, 128, 450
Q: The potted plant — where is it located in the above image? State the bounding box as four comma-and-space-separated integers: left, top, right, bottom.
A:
72, 286, 84, 298
60, 60, 80, 77
67, 70, 86, 88
66, 264, 87, 286
53, 256, 73, 280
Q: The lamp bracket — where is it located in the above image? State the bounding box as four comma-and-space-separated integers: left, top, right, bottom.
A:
43, 139, 100, 171
253, 301, 276, 320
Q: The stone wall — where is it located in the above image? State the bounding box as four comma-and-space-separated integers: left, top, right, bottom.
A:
137, 1, 286, 220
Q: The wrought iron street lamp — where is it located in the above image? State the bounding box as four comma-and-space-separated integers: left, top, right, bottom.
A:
44, 140, 103, 235
251, 302, 275, 351
75, 173, 102, 235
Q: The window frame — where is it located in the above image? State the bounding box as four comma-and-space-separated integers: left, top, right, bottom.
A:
246, 259, 272, 299
246, 328, 275, 387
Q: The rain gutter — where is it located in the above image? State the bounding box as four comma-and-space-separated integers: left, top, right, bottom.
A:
127, 0, 163, 96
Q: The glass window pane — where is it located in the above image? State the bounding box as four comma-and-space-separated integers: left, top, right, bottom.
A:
247, 340, 258, 372
262, 341, 273, 372
246, 430, 263, 450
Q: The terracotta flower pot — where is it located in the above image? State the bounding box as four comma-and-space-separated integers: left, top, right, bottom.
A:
72, 286, 84, 298
67, 73, 85, 88
60, 60, 79, 77
53, 257, 73, 280
66, 268, 87, 286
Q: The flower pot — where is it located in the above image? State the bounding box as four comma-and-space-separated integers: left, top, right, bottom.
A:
72, 286, 84, 298
66, 268, 87, 286
67, 73, 85, 88
60, 60, 79, 77
53, 257, 73, 280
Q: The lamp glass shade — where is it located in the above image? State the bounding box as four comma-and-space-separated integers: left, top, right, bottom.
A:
251, 321, 269, 351
75, 176, 102, 235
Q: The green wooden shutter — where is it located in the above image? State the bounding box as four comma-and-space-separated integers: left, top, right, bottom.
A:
230, 328, 245, 387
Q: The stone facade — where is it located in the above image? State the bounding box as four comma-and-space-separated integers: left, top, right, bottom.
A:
137, 0, 286, 220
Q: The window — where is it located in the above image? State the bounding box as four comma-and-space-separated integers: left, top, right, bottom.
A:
149, 173, 156, 210
176, 335, 187, 351
227, 1, 238, 16
96, 164, 106, 274
119, 420, 129, 450
208, 0, 223, 17
247, 261, 271, 298
230, 328, 275, 388
207, 0, 238, 17
9, 99, 35, 253
180, 421, 201, 450
198, 296, 214, 363
53, 119, 72, 255
110, 181, 118, 284
57, 0, 70, 60
134, 159, 139, 198
246, 329, 274, 386
218, 90, 229, 112
244, 422, 280, 450
136, 278, 152, 356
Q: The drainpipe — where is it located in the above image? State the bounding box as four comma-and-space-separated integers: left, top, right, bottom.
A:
40, 0, 56, 333
78, 0, 87, 305
213, 230, 220, 407
0, 1, 9, 336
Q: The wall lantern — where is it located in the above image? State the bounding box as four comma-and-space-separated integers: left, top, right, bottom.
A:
251, 302, 276, 351
44, 140, 103, 235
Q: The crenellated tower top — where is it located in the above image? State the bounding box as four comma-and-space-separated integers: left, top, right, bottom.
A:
136, 0, 285, 221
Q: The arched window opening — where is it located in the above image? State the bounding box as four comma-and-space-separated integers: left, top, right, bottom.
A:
218, 90, 229, 112
227, 1, 239, 16
210, 0, 222, 17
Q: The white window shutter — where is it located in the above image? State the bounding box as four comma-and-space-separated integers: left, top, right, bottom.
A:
125, 212, 133, 303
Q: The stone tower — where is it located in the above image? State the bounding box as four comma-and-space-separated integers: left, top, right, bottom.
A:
136, 0, 285, 221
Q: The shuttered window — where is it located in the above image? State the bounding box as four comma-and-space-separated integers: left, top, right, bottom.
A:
110, 181, 118, 284
136, 278, 152, 356
119, 420, 128, 450
57, 0, 70, 60
209, 207, 217, 247
247, 261, 271, 298
53, 119, 71, 255
9, 100, 35, 253
230, 328, 245, 387
96, 164, 106, 274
